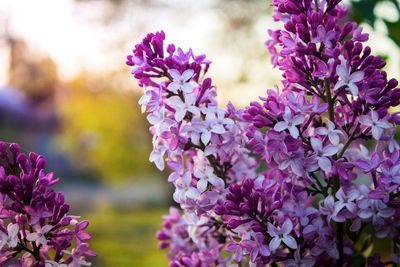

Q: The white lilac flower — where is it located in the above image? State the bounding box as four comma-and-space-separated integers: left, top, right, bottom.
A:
45, 261, 68, 267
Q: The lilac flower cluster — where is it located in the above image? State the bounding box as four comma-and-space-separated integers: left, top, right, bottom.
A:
0, 142, 94, 266
126, 31, 256, 215
128, 0, 400, 265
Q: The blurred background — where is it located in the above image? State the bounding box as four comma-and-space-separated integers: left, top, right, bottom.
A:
0, 0, 398, 266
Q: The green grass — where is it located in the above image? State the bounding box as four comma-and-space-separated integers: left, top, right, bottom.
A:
86, 208, 169, 266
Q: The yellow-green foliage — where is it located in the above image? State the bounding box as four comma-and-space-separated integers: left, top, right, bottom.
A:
58, 73, 155, 183
87, 208, 168, 266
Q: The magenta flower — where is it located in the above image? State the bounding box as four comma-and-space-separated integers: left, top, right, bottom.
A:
241, 233, 271, 262
312, 25, 336, 48
0, 142, 94, 266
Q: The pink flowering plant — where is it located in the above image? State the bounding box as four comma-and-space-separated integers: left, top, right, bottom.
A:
127, 0, 400, 266
0, 142, 95, 267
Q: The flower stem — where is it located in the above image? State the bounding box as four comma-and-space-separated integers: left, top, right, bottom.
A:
314, 0, 319, 12
394, 240, 399, 267
337, 123, 360, 158
324, 79, 344, 266
324, 80, 335, 123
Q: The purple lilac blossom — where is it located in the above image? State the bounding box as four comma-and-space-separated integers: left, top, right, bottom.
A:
0, 142, 94, 266
128, 0, 400, 265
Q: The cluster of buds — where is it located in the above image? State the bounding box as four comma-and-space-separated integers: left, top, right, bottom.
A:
0, 142, 94, 267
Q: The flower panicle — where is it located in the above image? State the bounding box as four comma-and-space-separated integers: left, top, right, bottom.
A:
0, 142, 94, 267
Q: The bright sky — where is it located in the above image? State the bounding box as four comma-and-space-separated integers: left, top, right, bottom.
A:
0, 0, 398, 106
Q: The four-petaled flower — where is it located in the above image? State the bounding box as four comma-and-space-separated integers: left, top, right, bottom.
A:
312, 25, 336, 48
0, 223, 19, 250
274, 108, 305, 139
267, 219, 297, 251
27, 224, 53, 245
169, 93, 200, 122
167, 69, 198, 93
334, 188, 360, 219
310, 137, 338, 172
333, 56, 364, 96
315, 120, 343, 145
173, 171, 200, 203
359, 110, 391, 140
241, 233, 271, 262
285, 247, 315, 267
194, 166, 224, 193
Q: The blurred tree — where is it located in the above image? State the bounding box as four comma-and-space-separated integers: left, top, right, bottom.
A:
8, 39, 58, 103
57, 72, 156, 184
349, 0, 400, 47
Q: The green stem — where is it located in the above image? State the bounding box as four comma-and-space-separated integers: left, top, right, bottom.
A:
314, 0, 319, 12
337, 123, 360, 158
394, 241, 399, 267
324, 79, 344, 267
324, 80, 335, 123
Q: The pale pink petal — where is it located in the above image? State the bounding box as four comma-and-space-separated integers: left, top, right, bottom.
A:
336, 65, 349, 79
201, 131, 211, 145
348, 82, 359, 96
333, 79, 346, 91
186, 188, 200, 200
315, 127, 328, 135
322, 145, 338, 156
